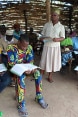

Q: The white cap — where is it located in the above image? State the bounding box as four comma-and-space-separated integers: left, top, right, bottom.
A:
6, 30, 13, 36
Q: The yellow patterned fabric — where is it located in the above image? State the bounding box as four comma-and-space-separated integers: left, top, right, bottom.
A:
52, 8, 60, 15
0, 48, 2, 55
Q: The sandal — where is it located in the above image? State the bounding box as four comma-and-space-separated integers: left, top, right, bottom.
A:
18, 111, 28, 117
18, 106, 28, 117
35, 98, 48, 109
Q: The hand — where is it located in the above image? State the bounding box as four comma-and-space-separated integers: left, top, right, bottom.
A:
24, 69, 37, 74
40, 37, 44, 41
24, 70, 31, 75
53, 38, 58, 42
31, 68, 37, 73
0, 71, 6, 76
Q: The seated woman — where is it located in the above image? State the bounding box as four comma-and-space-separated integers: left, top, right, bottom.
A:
60, 34, 73, 72
13, 22, 24, 40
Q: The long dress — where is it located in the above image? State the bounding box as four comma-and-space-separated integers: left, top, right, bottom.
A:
39, 21, 65, 72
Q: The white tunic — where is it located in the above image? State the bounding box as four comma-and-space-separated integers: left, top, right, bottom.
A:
39, 21, 65, 72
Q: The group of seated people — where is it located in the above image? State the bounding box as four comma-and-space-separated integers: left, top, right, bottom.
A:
0, 23, 78, 117
0, 24, 48, 117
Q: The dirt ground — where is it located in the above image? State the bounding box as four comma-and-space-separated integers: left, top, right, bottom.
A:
0, 55, 78, 117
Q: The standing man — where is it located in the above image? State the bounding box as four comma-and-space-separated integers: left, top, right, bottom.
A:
7, 34, 48, 117
39, 8, 65, 82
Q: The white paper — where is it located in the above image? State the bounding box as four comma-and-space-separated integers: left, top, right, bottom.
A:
43, 39, 52, 43
0, 63, 7, 72
74, 51, 78, 55
10, 63, 40, 76
2, 51, 7, 55
74, 66, 78, 71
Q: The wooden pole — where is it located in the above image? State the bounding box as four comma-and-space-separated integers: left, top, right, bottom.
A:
46, 0, 51, 22
23, 10, 27, 34
69, 6, 73, 31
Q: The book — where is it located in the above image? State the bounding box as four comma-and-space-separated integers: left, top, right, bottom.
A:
43, 39, 52, 43
10, 63, 40, 76
40, 36, 52, 43
74, 66, 78, 71
73, 51, 78, 55
0, 63, 7, 72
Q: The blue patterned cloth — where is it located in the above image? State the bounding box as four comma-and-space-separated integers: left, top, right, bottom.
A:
62, 52, 72, 66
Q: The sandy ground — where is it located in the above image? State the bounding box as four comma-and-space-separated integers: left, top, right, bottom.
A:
0, 55, 78, 117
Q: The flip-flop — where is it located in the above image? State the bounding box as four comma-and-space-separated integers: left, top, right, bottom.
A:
18, 107, 28, 117
18, 110, 28, 117
35, 98, 48, 109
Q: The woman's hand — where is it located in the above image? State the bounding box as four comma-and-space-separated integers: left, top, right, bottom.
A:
40, 37, 44, 41
53, 38, 58, 42
53, 37, 64, 42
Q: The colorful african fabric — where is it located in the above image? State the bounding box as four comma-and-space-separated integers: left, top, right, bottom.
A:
7, 44, 43, 112
62, 52, 72, 66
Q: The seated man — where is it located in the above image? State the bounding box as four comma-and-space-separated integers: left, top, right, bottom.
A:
0, 48, 11, 93
0, 27, 18, 67
7, 34, 48, 117
0, 27, 18, 87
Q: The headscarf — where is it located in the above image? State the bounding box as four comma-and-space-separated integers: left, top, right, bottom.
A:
52, 8, 61, 15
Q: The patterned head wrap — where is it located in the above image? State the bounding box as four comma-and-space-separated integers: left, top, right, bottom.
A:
52, 8, 60, 15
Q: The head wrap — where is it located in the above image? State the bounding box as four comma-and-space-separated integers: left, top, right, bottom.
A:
52, 8, 60, 15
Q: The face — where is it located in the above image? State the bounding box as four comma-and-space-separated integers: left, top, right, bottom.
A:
18, 40, 29, 51
51, 12, 59, 22
6, 35, 13, 41
15, 27, 20, 32
0, 29, 6, 36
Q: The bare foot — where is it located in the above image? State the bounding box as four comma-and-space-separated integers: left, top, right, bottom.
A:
47, 78, 53, 83
47, 72, 53, 83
